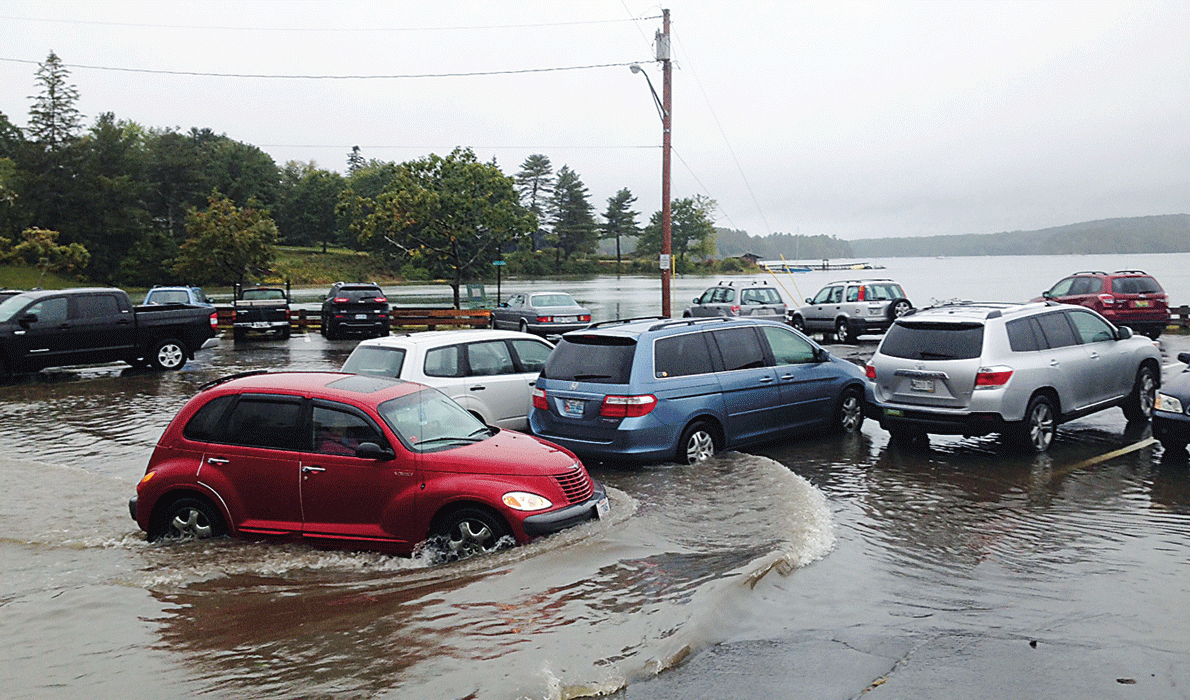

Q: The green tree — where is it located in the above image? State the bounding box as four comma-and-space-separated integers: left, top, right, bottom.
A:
275, 161, 346, 250
0, 227, 90, 277
601, 188, 639, 273
548, 165, 597, 265
348, 147, 534, 307
75, 113, 151, 280
514, 154, 552, 250
27, 52, 83, 150
347, 145, 365, 173
639, 195, 718, 271
202, 137, 281, 210
173, 194, 278, 285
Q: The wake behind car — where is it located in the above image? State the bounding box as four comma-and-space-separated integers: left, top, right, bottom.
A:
865, 301, 1161, 452
791, 278, 912, 343
0, 287, 218, 378
529, 316, 867, 465
341, 329, 553, 431
129, 371, 608, 558
491, 291, 592, 336
1153, 352, 1190, 454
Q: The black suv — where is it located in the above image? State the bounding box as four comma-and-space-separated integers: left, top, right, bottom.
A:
320, 282, 390, 339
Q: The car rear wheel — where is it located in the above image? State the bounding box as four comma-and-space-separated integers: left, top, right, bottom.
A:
833, 387, 864, 433
519, 319, 529, 334
790, 315, 806, 333
149, 338, 187, 371
1122, 365, 1157, 423
435, 507, 512, 560
677, 421, 718, 464
1011, 394, 1056, 453
150, 497, 226, 541
834, 318, 854, 344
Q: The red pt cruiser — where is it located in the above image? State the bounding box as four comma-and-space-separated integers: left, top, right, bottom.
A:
129, 371, 609, 558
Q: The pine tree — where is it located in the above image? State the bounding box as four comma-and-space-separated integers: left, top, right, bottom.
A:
28, 51, 83, 150
548, 166, 597, 264
515, 154, 553, 250
601, 188, 639, 274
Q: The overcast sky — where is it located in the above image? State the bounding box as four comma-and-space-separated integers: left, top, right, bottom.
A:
2, 0, 1187, 241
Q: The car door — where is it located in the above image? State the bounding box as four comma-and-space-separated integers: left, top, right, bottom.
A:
805, 285, 842, 331
1066, 309, 1133, 403
71, 292, 136, 364
7, 295, 71, 370
461, 339, 527, 429
708, 325, 782, 444
1033, 311, 1097, 411
299, 401, 420, 546
496, 294, 524, 329
758, 325, 837, 430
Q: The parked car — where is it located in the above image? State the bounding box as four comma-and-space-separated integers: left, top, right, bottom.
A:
491, 291, 592, 336
341, 329, 553, 431
129, 371, 609, 558
1153, 352, 1190, 454
1036, 270, 1170, 339
792, 278, 912, 343
529, 316, 867, 465
0, 287, 218, 378
0, 289, 24, 302
320, 282, 389, 339
143, 285, 213, 308
683, 281, 786, 319
864, 301, 1161, 452
233, 286, 290, 341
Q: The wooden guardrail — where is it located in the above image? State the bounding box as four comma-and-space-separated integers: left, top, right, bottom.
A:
1169, 305, 1190, 332
215, 306, 491, 331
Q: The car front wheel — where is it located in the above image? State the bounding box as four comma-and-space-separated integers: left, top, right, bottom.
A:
434, 508, 512, 560
790, 315, 806, 333
1122, 365, 1157, 423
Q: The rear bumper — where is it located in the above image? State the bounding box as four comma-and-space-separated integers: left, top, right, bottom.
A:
521, 481, 608, 537
866, 401, 1009, 436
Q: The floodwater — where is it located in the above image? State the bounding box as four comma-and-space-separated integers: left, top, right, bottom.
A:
4, 257, 1190, 699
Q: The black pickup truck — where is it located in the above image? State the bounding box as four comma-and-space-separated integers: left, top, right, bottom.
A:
0, 287, 218, 378
233, 286, 291, 341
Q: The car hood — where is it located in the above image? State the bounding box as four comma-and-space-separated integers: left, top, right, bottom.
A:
419, 429, 582, 476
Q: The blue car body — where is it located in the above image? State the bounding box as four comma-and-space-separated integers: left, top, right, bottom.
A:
1154, 351, 1190, 452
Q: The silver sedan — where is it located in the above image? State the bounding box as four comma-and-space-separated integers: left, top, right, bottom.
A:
492, 291, 592, 336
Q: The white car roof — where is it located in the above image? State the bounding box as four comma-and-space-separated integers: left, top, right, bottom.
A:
356, 328, 549, 349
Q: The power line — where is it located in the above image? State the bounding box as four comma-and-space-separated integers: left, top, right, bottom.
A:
0, 56, 637, 80
0, 14, 661, 33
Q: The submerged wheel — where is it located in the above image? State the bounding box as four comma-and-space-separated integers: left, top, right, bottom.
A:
834, 318, 854, 344
1012, 394, 1056, 453
1122, 365, 1157, 423
149, 338, 187, 371
435, 508, 511, 560
150, 497, 225, 541
833, 387, 865, 434
677, 421, 718, 464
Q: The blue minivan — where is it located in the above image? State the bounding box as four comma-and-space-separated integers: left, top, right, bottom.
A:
529, 316, 867, 464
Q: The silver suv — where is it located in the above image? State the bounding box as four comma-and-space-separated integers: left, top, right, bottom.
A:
864, 301, 1161, 452
684, 281, 786, 319
792, 278, 912, 343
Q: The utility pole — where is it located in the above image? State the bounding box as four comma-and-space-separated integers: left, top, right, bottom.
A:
659, 9, 673, 318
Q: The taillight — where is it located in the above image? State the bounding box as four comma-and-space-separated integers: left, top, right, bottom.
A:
579, 314, 591, 322
600, 394, 657, 418
374, 296, 387, 303
537, 315, 552, 323
209, 311, 218, 330
1098, 294, 1115, 305
333, 296, 349, 303
532, 387, 549, 410
975, 366, 1013, 388
865, 363, 876, 380
858, 287, 866, 301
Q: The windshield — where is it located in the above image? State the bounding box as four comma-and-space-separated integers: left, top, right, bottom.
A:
530, 293, 579, 308
0, 294, 32, 323
377, 387, 490, 452
342, 345, 407, 378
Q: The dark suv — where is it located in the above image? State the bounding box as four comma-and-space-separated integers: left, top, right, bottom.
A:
320, 282, 390, 339
529, 316, 867, 464
1039, 270, 1169, 339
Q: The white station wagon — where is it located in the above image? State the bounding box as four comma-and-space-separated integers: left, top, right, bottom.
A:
341, 329, 553, 431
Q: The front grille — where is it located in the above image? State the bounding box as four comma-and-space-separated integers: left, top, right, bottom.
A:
552, 468, 593, 504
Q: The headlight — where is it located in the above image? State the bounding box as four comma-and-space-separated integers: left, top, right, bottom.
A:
1156, 392, 1184, 415
502, 492, 553, 512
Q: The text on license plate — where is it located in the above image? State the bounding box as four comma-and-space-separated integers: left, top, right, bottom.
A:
910, 378, 935, 392
355, 313, 368, 319
563, 398, 584, 416
555, 316, 577, 323
1134, 300, 1150, 307
595, 496, 610, 519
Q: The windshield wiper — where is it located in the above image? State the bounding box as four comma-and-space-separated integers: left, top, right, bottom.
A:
416, 435, 485, 447
571, 374, 611, 380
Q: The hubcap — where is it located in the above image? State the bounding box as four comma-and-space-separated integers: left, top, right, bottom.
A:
1140, 372, 1156, 417
1029, 404, 1054, 451
686, 430, 715, 463
449, 520, 495, 557
841, 396, 862, 431
170, 507, 212, 538
158, 344, 183, 368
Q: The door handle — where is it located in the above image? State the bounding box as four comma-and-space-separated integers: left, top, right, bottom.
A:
206, 457, 229, 465
302, 466, 326, 474
470, 385, 486, 391
759, 375, 774, 383
1049, 360, 1060, 367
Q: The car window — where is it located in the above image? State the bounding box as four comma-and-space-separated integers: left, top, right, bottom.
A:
242, 289, 285, 301
867, 284, 902, 301
1067, 310, 1115, 344
312, 404, 386, 456
466, 340, 515, 376
811, 287, 834, 304
881, 322, 984, 360
530, 294, 578, 307
1113, 277, 1161, 294
1035, 312, 1079, 348
335, 287, 386, 302
424, 345, 461, 378
26, 297, 69, 325
761, 326, 817, 365
1006, 318, 1044, 352
542, 335, 635, 384
1070, 277, 1099, 295
654, 331, 715, 378
1048, 278, 1077, 296
224, 396, 304, 451
711, 287, 735, 304
147, 290, 188, 304
75, 294, 122, 318
698, 288, 717, 304
342, 345, 407, 378
845, 286, 860, 302
711, 326, 766, 371
183, 395, 235, 442
509, 338, 551, 373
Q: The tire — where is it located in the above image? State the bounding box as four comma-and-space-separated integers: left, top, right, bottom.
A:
832, 387, 865, 434
149, 497, 226, 542
233, 328, 247, 342
1144, 325, 1163, 340
434, 507, 512, 560
790, 315, 806, 333
1122, 365, 1157, 423
319, 315, 328, 337
280, 325, 291, 340
149, 338, 187, 371
888, 298, 912, 321
677, 420, 718, 464
519, 319, 529, 334
325, 322, 339, 340
1010, 394, 1056, 453
834, 318, 855, 344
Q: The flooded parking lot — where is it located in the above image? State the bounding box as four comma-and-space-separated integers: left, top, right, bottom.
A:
2, 330, 1189, 699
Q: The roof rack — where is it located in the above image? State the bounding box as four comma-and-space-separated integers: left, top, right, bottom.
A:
716, 280, 770, 287
1113, 269, 1148, 275
827, 278, 894, 284
1072, 270, 1108, 275
647, 316, 738, 332
583, 316, 669, 330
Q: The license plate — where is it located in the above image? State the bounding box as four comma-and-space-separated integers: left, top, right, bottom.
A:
884, 408, 904, 417
355, 313, 368, 320
910, 378, 935, 392
563, 398, 584, 416
595, 496, 610, 519
1134, 300, 1150, 307
555, 316, 577, 323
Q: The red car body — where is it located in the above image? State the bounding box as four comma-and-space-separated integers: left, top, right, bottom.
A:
130, 372, 607, 555
1037, 270, 1170, 339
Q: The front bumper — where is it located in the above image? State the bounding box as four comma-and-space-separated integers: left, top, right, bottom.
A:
1153, 411, 1190, 445
128, 495, 138, 521
522, 481, 608, 537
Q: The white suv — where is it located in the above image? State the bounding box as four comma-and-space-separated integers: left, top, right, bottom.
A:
864, 301, 1161, 452
341, 329, 553, 431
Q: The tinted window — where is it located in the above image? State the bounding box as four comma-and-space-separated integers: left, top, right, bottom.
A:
312, 404, 385, 456
424, 345, 461, 378
881, 322, 984, 360
225, 397, 303, 450
1035, 312, 1078, 348
335, 286, 385, 301
1113, 277, 1162, 294
342, 345, 407, 377
654, 331, 715, 378
711, 326, 766, 371
1070, 277, 1100, 295
466, 340, 515, 376
183, 395, 235, 442
509, 338, 551, 373
75, 294, 121, 318
1006, 318, 1043, 352
1068, 310, 1115, 344
542, 335, 635, 384
241, 289, 285, 301
761, 326, 817, 364
26, 297, 69, 325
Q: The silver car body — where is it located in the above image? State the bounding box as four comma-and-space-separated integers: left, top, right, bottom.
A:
794, 278, 911, 340
341, 329, 554, 431
684, 282, 786, 319
492, 291, 592, 336
865, 301, 1161, 440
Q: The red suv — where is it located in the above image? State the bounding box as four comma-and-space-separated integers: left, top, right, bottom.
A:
129, 372, 608, 558
1039, 270, 1170, 339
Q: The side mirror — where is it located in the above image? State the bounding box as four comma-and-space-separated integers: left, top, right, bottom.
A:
355, 442, 395, 460
1177, 352, 1190, 365
805, 297, 813, 304
17, 312, 38, 327
1116, 326, 1133, 340
1041, 291, 1053, 299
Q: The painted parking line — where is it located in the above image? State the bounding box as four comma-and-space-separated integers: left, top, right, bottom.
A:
1052, 437, 1158, 481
